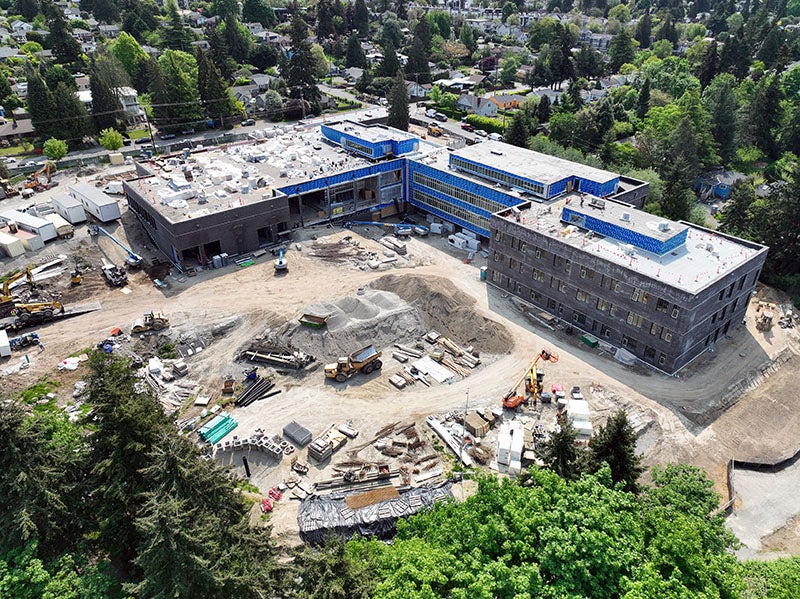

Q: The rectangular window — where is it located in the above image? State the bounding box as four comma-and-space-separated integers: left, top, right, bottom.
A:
609, 278, 621, 292
600, 324, 613, 337
579, 266, 594, 279
671, 308, 680, 319
519, 240, 527, 253
597, 298, 610, 312
550, 276, 558, 289
576, 289, 589, 303
553, 255, 564, 268
621, 335, 637, 350
712, 313, 717, 324
494, 251, 500, 262
532, 269, 545, 282
509, 258, 518, 271
573, 311, 586, 325
732, 298, 738, 312
492, 270, 502, 283
660, 328, 673, 342
494, 229, 501, 241
609, 304, 619, 317
535, 248, 542, 259
738, 276, 745, 290
632, 288, 650, 304
719, 289, 725, 301
547, 298, 557, 310
650, 322, 658, 336
659, 353, 666, 366
564, 259, 571, 274
721, 306, 727, 319
644, 346, 656, 360
558, 280, 567, 293
656, 298, 670, 313
626, 311, 644, 327
530, 290, 542, 303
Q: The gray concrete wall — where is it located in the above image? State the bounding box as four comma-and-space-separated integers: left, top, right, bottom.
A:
488, 215, 767, 374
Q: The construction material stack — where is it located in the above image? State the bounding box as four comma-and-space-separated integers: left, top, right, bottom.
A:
198, 412, 238, 444
566, 388, 593, 442
283, 421, 313, 447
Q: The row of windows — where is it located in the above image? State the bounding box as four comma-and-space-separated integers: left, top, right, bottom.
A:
342, 138, 375, 157
712, 297, 739, 324
412, 189, 489, 231
412, 172, 508, 215
450, 157, 546, 196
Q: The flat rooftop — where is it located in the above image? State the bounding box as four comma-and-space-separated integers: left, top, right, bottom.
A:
324, 120, 418, 144
499, 194, 766, 295
452, 141, 620, 186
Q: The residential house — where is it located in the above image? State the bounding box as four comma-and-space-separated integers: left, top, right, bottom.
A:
74, 74, 90, 91
526, 87, 563, 104
10, 20, 32, 33
406, 80, 432, 99
97, 24, 121, 38
343, 67, 364, 82
245, 22, 264, 35
63, 7, 80, 19
0, 118, 34, 142
457, 93, 499, 117
0, 47, 21, 62
190, 40, 211, 51
579, 30, 613, 52
12, 82, 28, 99
696, 170, 747, 201
490, 94, 521, 110
77, 89, 92, 112
250, 73, 276, 92
71, 28, 96, 53
114, 87, 146, 125
183, 11, 207, 26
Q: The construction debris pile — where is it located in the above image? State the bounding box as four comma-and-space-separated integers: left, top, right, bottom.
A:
389, 334, 482, 389
297, 480, 453, 545
239, 338, 315, 370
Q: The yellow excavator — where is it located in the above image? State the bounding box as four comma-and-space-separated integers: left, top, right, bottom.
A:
502, 349, 559, 409
2, 267, 63, 321
24, 163, 55, 192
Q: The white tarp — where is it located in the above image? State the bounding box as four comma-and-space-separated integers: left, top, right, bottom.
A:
613, 347, 637, 366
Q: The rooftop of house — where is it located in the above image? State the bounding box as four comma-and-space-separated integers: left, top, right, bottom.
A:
497, 194, 767, 295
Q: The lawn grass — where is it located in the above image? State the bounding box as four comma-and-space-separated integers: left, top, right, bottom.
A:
128, 129, 149, 140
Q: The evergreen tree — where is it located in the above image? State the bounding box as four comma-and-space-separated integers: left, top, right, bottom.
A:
354, 0, 369, 36
719, 180, 756, 236
43, 0, 83, 64
44, 64, 76, 91
536, 94, 551, 123
0, 71, 12, 103
505, 110, 531, 148
207, 25, 237, 81
719, 28, 751, 79
162, 0, 195, 51
744, 74, 783, 159
459, 24, 477, 55
151, 50, 204, 133
414, 17, 432, 53
589, 411, 643, 493
405, 36, 430, 84
345, 32, 367, 68
535, 421, 588, 481
697, 40, 719, 88
635, 10, 651, 49
703, 74, 737, 164
780, 102, 800, 156
26, 69, 59, 140
15, 0, 40, 21
242, 0, 275, 27
286, 16, 322, 115
211, 0, 239, 19
197, 48, 240, 126
121, 0, 160, 41
656, 14, 678, 45
316, 0, 335, 39
387, 70, 408, 131
90, 53, 130, 132
659, 117, 698, 221
93, 0, 120, 24
637, 77, 650, 119
380, 41, 401, 78
250, 44, 279, 71
221, 16, 252, 63
609, 28, 636, 73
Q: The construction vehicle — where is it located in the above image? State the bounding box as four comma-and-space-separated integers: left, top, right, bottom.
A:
89, 225, 144, 268
502, 348, 559, 409
274, 247, 288, 273
0, 178, 19, 199
70, 260, 82, 286
345, 220, 414, 237
427, 123, 444, 137
24, 163, 56, 192
11, 300, 65, 323
9, 331, 39, 351
756, 310, 774, 331
325, 344, 383, 382
131, 311, 170, 334
1, 268, 38, 317
101, 260, 128, 287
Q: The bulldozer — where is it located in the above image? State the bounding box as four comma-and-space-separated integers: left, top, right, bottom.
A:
131, 311, 170, 334
427, 124, 443, 137
324, 344, 383, 382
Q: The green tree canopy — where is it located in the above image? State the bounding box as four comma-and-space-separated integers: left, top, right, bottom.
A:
99, 127, 124, 150
42, 137, 67, 160
387, 70, 408, 131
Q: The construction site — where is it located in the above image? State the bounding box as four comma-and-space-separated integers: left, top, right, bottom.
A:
1, 133, 799, 556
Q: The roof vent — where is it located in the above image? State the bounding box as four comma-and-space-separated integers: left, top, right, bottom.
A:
705, 243, 715, 252
620, 212, 631, 222
657, 221, 670, 232
490, 149, 504, 156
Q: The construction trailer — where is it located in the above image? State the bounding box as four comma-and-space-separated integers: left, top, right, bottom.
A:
0, 231, 25, 257
43, 214, 74, 239
51, 193, 88, 224
0, 329, 10, 357
0, 210, 57, 242
68, 184, 122, 223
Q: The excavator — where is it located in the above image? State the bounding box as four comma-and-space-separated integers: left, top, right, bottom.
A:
502, 348, 559, 409
1, 267, 37, 317
24, 163, 56, 192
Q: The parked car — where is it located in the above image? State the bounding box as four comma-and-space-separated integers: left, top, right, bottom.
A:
241, 118, 255, 126
434, 112, 448, 122
2, 157, 17, 165
425, 109, 437, 118
461, 123, 474, 132
475, 129, 488, 137
135, 137, 152, 145
181, 128, 195, 135
159, 133, 176, 140
488, 132, 503, 141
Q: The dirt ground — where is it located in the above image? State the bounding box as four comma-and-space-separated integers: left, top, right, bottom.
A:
2, 209, 799, 554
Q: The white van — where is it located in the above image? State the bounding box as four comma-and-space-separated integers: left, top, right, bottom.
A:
488, 132, 503, 142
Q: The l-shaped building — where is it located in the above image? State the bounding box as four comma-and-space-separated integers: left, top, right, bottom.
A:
124, 121, 767, 374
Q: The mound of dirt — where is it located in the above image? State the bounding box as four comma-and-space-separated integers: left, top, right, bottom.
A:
369, 274, 512, 355
278, 289, 428, 359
